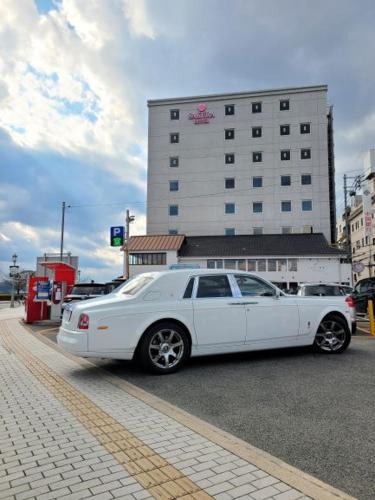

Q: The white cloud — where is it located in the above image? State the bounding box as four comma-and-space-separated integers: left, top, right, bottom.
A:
122, 0, 155, 39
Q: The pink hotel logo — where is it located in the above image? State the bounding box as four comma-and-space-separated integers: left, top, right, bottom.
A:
188, 103, 215, 124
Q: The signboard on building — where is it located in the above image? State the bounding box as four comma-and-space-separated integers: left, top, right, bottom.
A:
110, 226, 125, 247
188, 103, 215, 124
362, 188, 373, 237
35, 280, 50, 301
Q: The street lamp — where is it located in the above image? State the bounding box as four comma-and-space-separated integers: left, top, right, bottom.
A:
10, 253, 19, 309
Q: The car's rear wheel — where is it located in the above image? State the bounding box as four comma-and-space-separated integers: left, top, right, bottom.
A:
314, 315, 351, 354
139, 322, 190, 374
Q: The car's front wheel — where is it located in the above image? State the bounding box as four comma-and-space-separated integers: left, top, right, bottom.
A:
138, 322, 190, 374
314, 315, 351, 354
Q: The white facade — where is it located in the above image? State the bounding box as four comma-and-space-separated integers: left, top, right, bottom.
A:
147, 85, 335, 241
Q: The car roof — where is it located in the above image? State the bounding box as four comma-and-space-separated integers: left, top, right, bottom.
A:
139, 268, 262, 279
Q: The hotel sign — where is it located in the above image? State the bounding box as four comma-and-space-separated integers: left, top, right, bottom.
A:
188, 103, 215, 124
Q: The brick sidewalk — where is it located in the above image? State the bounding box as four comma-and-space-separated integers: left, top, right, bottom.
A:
0, 311, 353, 500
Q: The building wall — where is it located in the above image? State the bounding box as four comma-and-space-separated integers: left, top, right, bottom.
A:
147, 86, 332, 240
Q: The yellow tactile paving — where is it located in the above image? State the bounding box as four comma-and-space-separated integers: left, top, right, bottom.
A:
0, 323, 213, 500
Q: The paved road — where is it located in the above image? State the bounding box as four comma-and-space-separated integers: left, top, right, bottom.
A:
39, 327, 375, 499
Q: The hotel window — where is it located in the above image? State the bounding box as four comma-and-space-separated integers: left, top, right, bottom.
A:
225, 178, 235, 189
170, 133, 179, 143
268, 259, 277, 272
169, 156, 179, 167
252, 126, 262, 138
288, 259, 298, 272
253, 151, 262, 162
301, 174, 311, 185
225, 228, 235, 236
225, 104, 235, 115
225, 203, 235, 214
169, 180, 179, 192
169, 204, 179, 216
225, 153, 235, 164
253, 227, 263, 235
300, 123, 310, 134
281, 149, 290, 161
301, 148, 311, 159
257, 259, 266, 272
280, 99, 289, 110
281, 175, 291, 186
170, 109, 179, 120
252, 102, 262, 113
253, 202, 263, 213
252, 176, 263, 188
168, 229, 178, 235
248, 259, 256, 271
281, 201, 292, 212
302, 200, 312, 211
225, 128, 235, 140
280, 124, 290, 136
282, 226, 292, 234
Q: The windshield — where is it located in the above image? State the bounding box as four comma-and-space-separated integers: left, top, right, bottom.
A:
71, 286, 106, 296
120, 275, 154, 295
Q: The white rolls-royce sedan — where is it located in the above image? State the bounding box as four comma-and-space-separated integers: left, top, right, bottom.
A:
58, 269, 354, 374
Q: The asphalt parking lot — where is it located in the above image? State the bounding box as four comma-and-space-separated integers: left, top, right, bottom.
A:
34, 324, 375, 499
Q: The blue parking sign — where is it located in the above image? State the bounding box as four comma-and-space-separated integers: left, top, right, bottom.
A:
110, 226, 125, 247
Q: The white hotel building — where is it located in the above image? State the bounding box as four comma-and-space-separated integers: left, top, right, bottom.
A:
128, 86, 350, 287
146, 85, 336, 242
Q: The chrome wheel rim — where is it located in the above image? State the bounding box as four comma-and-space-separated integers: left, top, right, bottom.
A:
316, 320, 346, 352
149, 329, 184, 369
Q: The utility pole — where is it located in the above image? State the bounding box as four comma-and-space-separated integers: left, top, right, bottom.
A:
60, 201, 66, 262
124, 210, 135, 280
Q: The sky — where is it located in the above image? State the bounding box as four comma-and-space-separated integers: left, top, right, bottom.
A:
1, 0, 375, 281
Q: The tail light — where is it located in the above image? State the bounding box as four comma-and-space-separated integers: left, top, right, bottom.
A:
78, 313, 89, 330
345, 296, 354, 308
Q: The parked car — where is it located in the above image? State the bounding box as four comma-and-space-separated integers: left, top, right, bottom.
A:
351, 278, 375, 314
58, 270, 354, 374
62, 283, 106, 309
297, 283, 356, 333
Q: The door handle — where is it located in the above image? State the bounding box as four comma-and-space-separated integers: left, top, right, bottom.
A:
229, 301, 259, 305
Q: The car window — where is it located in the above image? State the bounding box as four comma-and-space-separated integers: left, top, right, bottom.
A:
121, 276, 154, 295
71, 285, 106, 295
183, 278, 195, 299
196, 275, 232, 298
304, 285, 342, 296
235, 275, 275, 297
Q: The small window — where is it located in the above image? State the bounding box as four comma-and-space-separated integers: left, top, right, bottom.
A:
280, 99, 289, 110
207, 259, 223, 269
253, 202, 263, 213
225, 228, 235, 236
301, 148, 311, 159
281, 149, 290, 161
268, 259, 277, 272
281, 201, 292, 212
169, 205, 179, 216
225, 104, 235, 115
235, 275, 275, 297
253, 227, 263, 235
247, 259, 256, 271
168, 229, 178, 235
224, 260, 237, 270
225, 203, 235, 214
288, 259, 297, 272
303, 225, 313, 233
252, 126, 262, 138
169, 180, 179, 191
196, 275, 232, 298
257, 260, 266, 272
170, 109, 179, 120
300, 123, 310, 134
280, 124, 290, 136
281, 175, 291, 186
225, 153, 235, 164
252, 177, 263, 188
282, 226, 292, 234
252, 151, 262, 162
238, 259, 246, 271
252, 102, 262, 113
183, 278, 195, 298
170, 133, 179, 143
225, 128, 235, 140
301, 174, 311, 185
170, 156, 179, 168
302, 200, 312, 211
225, 178, 235, 189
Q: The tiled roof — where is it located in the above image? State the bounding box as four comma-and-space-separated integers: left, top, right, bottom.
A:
128, 234, 186, 252
179, 233, 343, 257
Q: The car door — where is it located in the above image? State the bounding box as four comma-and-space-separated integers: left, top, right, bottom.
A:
232, 274, 300, 343
192, 274, 246, 350
353, 281, 370, 314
